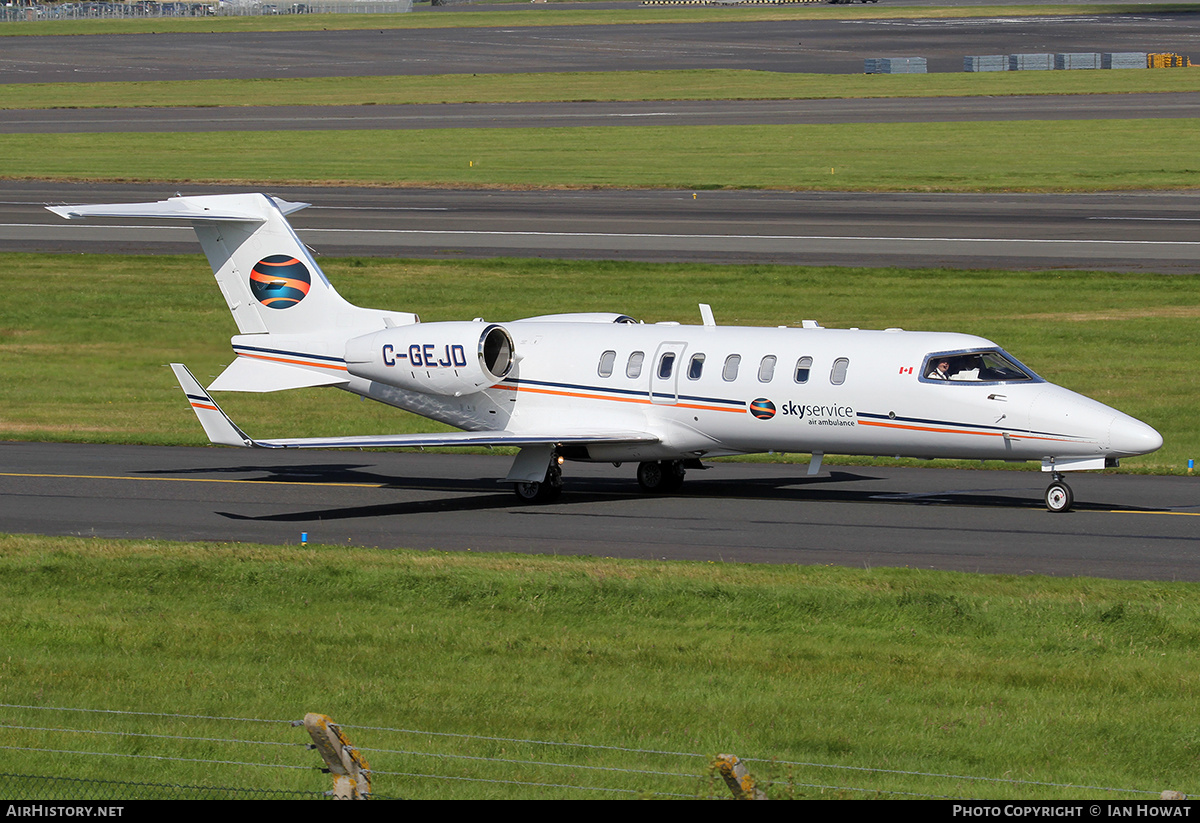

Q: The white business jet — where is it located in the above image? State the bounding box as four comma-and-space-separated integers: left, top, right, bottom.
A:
48, 193, 1162, 513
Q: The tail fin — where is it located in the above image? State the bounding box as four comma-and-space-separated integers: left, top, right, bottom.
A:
48, 193, 415, 336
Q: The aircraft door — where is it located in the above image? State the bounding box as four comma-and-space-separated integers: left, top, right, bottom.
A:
650, 342, 687, 405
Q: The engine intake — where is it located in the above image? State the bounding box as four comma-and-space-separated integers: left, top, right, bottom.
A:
344, 322, 515, 397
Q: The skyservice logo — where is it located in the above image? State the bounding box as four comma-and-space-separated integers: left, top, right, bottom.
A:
249, 255, 311, 309
748, 398, 858, 426
749, 398, 776, 420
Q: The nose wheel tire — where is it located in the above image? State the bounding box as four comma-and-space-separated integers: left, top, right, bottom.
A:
637, 460, 686, 493
1045, 480, 1074, 513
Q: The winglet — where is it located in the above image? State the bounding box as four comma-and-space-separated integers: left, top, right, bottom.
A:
170, 363, 267, 448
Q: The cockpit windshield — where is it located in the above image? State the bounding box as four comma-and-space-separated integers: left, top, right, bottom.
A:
921, 349, 1040, 384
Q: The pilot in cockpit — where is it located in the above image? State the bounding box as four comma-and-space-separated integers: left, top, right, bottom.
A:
926, 352, 1022, 383
926, 358, 953, 380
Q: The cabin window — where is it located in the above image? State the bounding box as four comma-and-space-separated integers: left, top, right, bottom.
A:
830, 357, 849, 385
758, 355, 777, 383
626, 351, 645, 379
688, 353, 705, 380
658, 352, 676, 380
922, 350, 1037, 383
722, 354, 741, 382
597, 350, 616, 378
794, 356, 813, 384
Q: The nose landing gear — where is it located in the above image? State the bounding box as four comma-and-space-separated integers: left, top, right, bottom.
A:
1044, 473, 1074, 513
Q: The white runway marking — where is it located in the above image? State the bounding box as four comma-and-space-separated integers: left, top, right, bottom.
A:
7, 222, 1200, 248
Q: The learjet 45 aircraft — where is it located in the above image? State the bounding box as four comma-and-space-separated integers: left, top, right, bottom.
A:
48, 193, 1163, 512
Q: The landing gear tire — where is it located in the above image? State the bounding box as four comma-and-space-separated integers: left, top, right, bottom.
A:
514, 461, 563, 503
1045, 480, 1074, 513
636, 460, 685, 493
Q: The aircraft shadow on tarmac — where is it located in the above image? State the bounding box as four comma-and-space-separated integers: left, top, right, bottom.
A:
133, 463, 1160, 521
136, 462, 397, 483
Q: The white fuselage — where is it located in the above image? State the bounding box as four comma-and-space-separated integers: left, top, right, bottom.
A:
337, 319, 1161, 469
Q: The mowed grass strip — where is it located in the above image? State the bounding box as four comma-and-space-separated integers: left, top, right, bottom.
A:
2, 120, 1198, 191
2, 533, 1199, 799
1, 254, 1193, 472
6, 69, 1200, 110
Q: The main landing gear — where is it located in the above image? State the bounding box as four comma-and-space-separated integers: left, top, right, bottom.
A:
513, 455, 563, 503
636, 460, 686, 494
1044, 473, 1074, 513
511, 454, 694, 502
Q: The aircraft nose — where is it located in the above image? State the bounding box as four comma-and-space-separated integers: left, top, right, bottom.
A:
1110, 415, 1163, 457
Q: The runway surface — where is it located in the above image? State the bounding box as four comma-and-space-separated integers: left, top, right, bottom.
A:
4, 13, 1200, 80
3, 442, 1197, 580
6, 180, 1200, 272
5, 93, 1199, 133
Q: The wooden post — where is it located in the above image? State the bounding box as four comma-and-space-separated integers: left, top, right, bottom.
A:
713, 753, 767, 800
304, 712, 371, 799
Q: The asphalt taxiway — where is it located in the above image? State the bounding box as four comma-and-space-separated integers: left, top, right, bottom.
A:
6, 181, 1200, 272
4, 13, 1200, 80
4, 93, 1198, 133
3, 442, 1197, 580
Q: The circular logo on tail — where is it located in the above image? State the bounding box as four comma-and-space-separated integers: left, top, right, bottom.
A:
749, 398, 776, 420
249, 255, 311, 310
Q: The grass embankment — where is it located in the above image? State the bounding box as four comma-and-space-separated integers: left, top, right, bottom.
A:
6, 4, 1199, 37
1, 534, 1197, 799
1, 254, 1193, 472
4, 69, 1200, 109
3, 119, 1198, 191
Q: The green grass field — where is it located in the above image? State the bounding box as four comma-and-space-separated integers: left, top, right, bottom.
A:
4, 119, 1198, 192
2, 533, 1198, 799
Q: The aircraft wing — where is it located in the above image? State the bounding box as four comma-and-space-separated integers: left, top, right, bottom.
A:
171, 364, 659, 450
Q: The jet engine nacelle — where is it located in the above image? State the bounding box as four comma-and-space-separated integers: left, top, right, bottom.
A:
344, 322, 515, 396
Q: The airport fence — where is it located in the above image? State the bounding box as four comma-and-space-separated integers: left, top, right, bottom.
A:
0, 1, 411, 22
0, 703, 1186, 800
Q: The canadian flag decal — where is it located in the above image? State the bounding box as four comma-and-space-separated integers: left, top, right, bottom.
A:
899, 366, 914, 375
